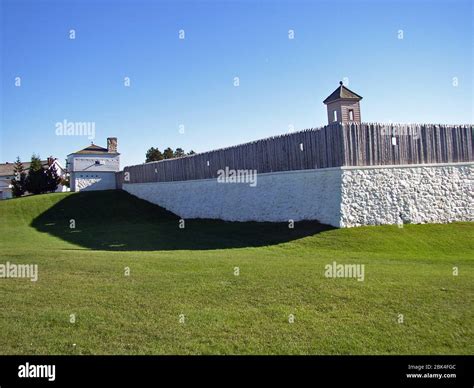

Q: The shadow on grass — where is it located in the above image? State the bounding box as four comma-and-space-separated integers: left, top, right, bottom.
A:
31, 190, 334, 251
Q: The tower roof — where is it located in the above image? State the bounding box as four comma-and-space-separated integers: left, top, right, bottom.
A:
323, 81, 363, 104
67, 143, 119, 156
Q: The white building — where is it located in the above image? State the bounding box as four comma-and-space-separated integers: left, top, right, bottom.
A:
0, 158, 68, 200
67, 137, 120, 191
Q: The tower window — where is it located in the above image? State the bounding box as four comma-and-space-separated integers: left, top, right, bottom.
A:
333, 110, 338, 122
349, 109, 354, 121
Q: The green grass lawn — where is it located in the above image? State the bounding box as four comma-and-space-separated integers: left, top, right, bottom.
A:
0, 190, 472, 355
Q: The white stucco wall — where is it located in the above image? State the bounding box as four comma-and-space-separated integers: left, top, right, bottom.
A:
68, 153, 120, 192
123, 168, 343, 227
340, 163, 473, 227
121, 163, 473, 228
0, 179, 12, 200
72, 172, 116, 191
0, 189, 12, 200
68, 154, 120, 173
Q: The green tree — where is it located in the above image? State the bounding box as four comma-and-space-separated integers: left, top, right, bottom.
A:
45, 163, 61, 193
145, 147, 164, 163
163, 147, 174, 159
25, 155, 47, 195
174, 148, 185, 158
146, 146, 195, 162
11, 157, 26, 197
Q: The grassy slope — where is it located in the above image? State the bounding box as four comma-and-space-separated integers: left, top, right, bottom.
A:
0, 191, 472, 355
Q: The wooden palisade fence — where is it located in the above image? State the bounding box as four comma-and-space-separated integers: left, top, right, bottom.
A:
116, 123, 473, 187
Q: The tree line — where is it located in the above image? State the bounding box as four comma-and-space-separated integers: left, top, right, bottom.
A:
145, 147, 195, 163
10, 155, 63, 197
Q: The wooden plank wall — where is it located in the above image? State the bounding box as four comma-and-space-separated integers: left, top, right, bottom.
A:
341, 123, 473, 166
116, 123, 474, 185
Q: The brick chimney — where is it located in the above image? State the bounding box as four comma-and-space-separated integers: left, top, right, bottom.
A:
107, 137, 117, 153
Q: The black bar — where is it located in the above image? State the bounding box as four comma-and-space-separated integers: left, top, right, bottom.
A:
0, 356, 471, 387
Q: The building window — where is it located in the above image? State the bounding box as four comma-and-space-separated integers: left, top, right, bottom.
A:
333, 110, 338, 122
349, 109, 354, 121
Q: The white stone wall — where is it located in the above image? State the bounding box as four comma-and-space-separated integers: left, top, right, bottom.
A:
340, 163, 473, 227
123, 168, 343, 227
122, 163, 473, 228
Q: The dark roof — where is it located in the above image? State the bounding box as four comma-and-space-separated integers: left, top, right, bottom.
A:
0, 161, 48, 176
323, 81, 363, 104
68, 143, 119, 156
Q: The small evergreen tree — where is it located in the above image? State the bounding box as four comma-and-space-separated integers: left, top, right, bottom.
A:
25, 154, 48, 195
11, 157, 26, 197
174, 148, 185, 158
163, 147, 174, 159
45, 163, 61, 193
145, 147, 164, 163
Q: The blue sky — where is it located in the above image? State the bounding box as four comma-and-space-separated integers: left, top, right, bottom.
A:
1, 0, 473, 168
